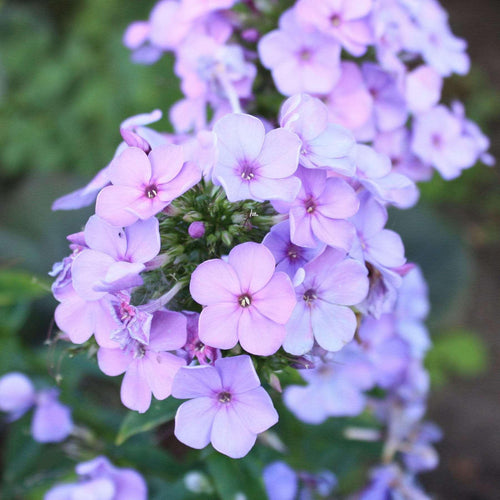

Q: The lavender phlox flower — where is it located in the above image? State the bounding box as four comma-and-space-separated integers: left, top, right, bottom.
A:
359, 464, 430, 500
280, 93, 356, 175
373, 128, 433, 182
263, 461, 337, 500
96, 144, 201, 226
0, 372, 36, 421
284, 345, 375, 423
71, 215, 160, 300
352, 143, 419, 209
350, 192, 406, 317
190, 242, 297, 356
213, 113, 301, 202
31, 388, 73, 443
172, 355, 278, 458
354, 62, 408, 142
326, 62, 373, 132
296, 0, 374, 56
175, 33, 256, 107
411, 104, 482, 180
98, 310, 187, 413
402, 421, 442, 473
52, 110, 166, 211
258, 8, 342, 96
275, 167, 359, 251
405, 65, 443, 114
262, 220, 324, 279
359, 314, 411, 389
182, 311, 220, 365
44, 455, 147, 500
284, 247, 369, 355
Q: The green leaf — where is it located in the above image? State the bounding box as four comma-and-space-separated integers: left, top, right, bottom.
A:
116, 397, 181, 445
0, 270, 50, 306
206, 452, 267, 500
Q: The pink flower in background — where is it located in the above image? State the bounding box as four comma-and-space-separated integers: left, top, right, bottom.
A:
296, 0, 373, 56
258, 8, 342, 96
190, 242, 296, 355
96, 144, 201, 226
172, 355, 278, 458
213, 114, 301, 202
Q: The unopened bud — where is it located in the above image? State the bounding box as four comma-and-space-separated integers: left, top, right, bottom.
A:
188, 221, 206, 239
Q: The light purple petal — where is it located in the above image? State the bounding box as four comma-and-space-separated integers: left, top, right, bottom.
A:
123, 218, 161, 263
148, 310, 187, 351
283, 302, 314, 355
310, 216, 355, 251
149, 144, 184, 184
71, 250, 115, 300
98, 347, 131, 376
0, 373, 35, 415
108, 147, 152, 187
211, 404, 257, 458
252, 272, 297, 324
233, 387, 278, 434
317, 178, 359, 219
228, 242, 275, 293
31, 394, 73, 443
174, 397, 217, 449
143, 352, 186, 400
157, 161, 201, 202
238, 308, 286, 356
250, 175, 301, 203
215, 355, 260, 394
289, 206, 317, 248
320, 258, 369, 305
312, 302, 357, 351
257, 128, 300, 179
84, 215, 126, 259
172, 365, 222, 399
198, 303, 241, 350
190, 259, 240, 305
120, 360, 152, 413
96, 185, 144, 227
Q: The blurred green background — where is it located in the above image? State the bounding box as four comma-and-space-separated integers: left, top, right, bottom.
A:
0, 0, 498, 498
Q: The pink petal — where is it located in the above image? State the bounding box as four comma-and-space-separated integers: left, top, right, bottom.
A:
98, 347, 131, 376
252, 272, 296, 324
190, 259, 240, 305
233, 387, 279, 434
71, 250, 115, 301
198, 304, 241, 349
215, 355, 260, 393
237, 308, 286, 356
312, 302, 357, 352
84, 215, 127, 259
257, 128, 301, 178
96, 185, 144, 227
228, 242, 275, 293
149, 144, 185, 184
108, 147, 151, 187
172, 365, 222, 399
283, 302, 314, 355
121, 360, 152, 413
143, 352, 186, 400
174, 397, 217, 449
149, 310, 187, 351
123, 218, 161, 263
211, 405, 257, 458
157, 160, 201, 202
54, 292, 95, 344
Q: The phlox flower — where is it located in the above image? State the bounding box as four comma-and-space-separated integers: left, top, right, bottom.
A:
98, 310, 187, 413
262, 220, 324, 279
172, 355, 278, 458
44, 456, 147, 500
411, 104, 481, 180
190, 242, 296, 356
284, 345, 375, 423
296, 0, 373, 56
0, 372, 36, 421
405, 65, 443, 114
71, 215, 160, 300
213, 114, 301, 203
96, 144, 201, 226
275, 167, 359, 251
280, 94, 355, 175
258, 8, 341, 96
283, 247, 369, 355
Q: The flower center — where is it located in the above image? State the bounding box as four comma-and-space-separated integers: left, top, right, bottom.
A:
287, 244, 301, 261
303, 288, 317, 305
145, 184, 158, 199
330, 14, 342, 27
238, 294, 252, 308
304, 196, 317, 214
298, 48, 312, 62
218, 391, 232, 404
240, 160, 256, 181
431, 134, 443, 149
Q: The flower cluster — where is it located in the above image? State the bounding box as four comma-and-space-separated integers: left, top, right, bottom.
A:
39, 0, 492, 497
